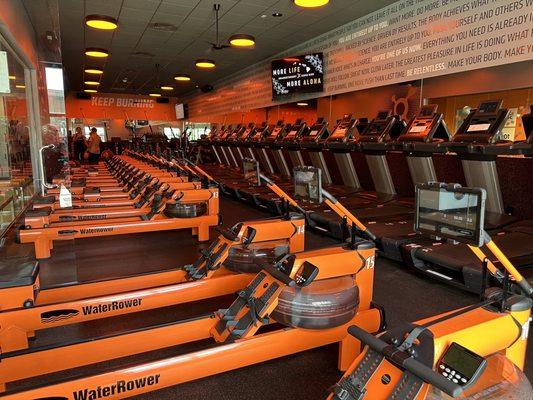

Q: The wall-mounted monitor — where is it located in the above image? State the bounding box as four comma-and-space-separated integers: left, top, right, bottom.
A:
271, 53, 323, 99
175, 103, 188, 120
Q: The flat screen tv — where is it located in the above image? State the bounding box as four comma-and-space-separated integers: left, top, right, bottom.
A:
271, 53, 323, 99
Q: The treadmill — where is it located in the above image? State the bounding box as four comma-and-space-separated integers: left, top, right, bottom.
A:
278, 119, 309, 174
253, 121, 285, 175
225, 124, 247, 169
232, 123, 256, 168
401, 100, 533, 293
263, 121, 297, 179
324, 114, 362, 189
299, 118, 332, 183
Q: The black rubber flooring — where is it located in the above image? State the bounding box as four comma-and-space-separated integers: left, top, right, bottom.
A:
3, 197, 532, 399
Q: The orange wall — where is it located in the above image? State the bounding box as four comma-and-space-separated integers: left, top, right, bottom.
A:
189, 104, 318, 126
65, 92, 179, 120
0, 0, 39, 67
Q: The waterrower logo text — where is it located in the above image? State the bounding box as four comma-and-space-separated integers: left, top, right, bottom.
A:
80, 227, 114, 234
73, 374, 161, 400
82, 298, 142, 315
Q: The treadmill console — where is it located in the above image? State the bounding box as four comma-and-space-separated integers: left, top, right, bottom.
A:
359, 110, 405, 143
438, 342, 486, 388
453, 100, 509, 144
242, 123, 256, 141
301, 117, 329, 143
294, 166, 323, 203
282, 119, 308, 142
397, 104, 450, 143
415, 183, 486, 247
327, 114, 357, 143
264, 121, 285, 142
250, 123, 268, 142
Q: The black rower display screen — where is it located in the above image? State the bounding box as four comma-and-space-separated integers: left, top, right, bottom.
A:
243, 158, 260, 186
271, 53, 324, 99
438, 343, 486, 387
415, 184, 486, 247
294, 167, 322, 203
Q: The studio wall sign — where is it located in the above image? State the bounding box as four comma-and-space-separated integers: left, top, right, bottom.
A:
185, 0, 533, 118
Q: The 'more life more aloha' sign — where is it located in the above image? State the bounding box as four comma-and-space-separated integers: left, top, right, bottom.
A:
185, 0, 533, 118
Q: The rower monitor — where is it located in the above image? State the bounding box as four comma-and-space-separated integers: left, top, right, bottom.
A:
438, 342, 486, 389
415, 183, 486, 247
294, 166, 322, 203
243, 158, 260, 186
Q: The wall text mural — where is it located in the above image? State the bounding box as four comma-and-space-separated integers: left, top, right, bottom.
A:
185, 0, 533, 118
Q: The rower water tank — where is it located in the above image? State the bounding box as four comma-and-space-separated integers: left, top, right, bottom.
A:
271, 276, 359, 330
223, 240, 290, 273
163, 202, 207, 218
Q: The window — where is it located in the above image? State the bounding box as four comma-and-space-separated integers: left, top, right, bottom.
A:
163, 127, 180, 139
84, 126, 107, 142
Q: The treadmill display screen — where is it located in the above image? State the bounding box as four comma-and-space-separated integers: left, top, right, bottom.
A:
377, 111, 390, 120
243, 158, 260, 186
415, 184, 486, 247
294, 167, 322, 203
331, 127, 347, 138
271, 53, 324, 99
477, 101, 500, 114
420, 104, 437, 117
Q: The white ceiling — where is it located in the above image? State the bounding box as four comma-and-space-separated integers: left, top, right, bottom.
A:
57, 0, 397, 96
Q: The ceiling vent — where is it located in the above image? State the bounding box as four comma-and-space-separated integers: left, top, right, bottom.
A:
148, 22, 178, 32
131, 51, 155, 58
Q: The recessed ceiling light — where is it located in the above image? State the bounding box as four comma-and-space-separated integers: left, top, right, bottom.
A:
260, 14, 267, 18
85, 47, 109, 58
8, 75, 16, 80
84, 67, 104, 75
293, 0, 329, 7
160, 86, 174, 91
272, 12, 283, 17
84, 89, 98, 93
84, 80, 100, 86
149, 93, 161, 97
297, 102, 308, 106
85, 15, 118, 30
229, 34, 255, 47
195, 59, 216, 69
174, 74, 192, 82
15, 84, 26, 89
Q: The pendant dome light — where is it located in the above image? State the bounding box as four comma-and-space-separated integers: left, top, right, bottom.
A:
195, 59, 216, 69
294, 0, 330, 7
85, 15, 118, 30
84, 67, 104, 75
85, 47, 109, 58
229, 34, 255, 47
174, 74, 192, 82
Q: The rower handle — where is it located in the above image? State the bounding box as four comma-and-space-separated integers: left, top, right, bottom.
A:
260, 263, 295, 287
347, 326, 463, 398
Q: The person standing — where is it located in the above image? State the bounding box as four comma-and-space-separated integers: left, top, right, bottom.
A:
73, 127, 87, 164
87, 128, 101, 164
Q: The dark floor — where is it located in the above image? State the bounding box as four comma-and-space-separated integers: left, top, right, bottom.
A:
3, 197, 532, 399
